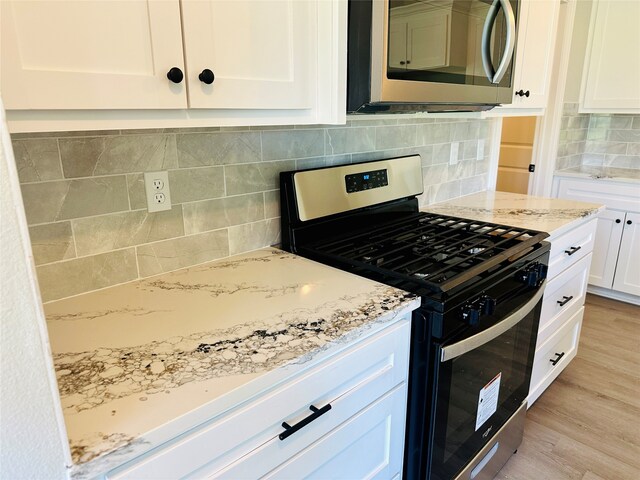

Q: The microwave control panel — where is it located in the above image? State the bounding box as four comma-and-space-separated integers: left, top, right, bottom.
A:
345, 169, 388, 193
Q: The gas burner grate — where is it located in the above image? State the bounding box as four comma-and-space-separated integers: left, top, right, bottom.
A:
301, 212, 548, 293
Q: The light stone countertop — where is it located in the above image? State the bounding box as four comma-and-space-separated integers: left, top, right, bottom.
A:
555, 165, 640, 183
422, 191, 604, 239
44, 248, 420, 479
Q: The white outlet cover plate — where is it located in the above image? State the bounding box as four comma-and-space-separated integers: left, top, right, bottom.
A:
144, 171, 172, 213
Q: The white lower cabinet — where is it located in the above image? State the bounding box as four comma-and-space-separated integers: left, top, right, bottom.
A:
105, 317, 411, 480
528, 216, 597, 405
553, 176, 640, 302
529, 306, 584, 404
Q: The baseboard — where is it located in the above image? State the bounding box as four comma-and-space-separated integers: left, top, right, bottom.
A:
587, 285, 640, 306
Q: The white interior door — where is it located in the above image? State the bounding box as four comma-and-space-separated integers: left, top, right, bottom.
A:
0, 0, 187, 110
496, 117, 536, 194
181, 0, 314, 110
612, 212, 640, 296
589, 209, 625, 288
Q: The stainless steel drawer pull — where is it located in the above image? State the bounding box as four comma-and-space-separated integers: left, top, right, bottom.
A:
557, 295, 573, 307
550, 352, 565, 366
279, 403, 332, 441
564, 246, 581, 256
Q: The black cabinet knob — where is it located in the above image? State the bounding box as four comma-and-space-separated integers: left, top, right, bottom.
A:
525, 90, 530, 97
627, 219, 633, 225
616, 219, 622, 223
515, 89, 530, 97
166, 67, 184, 84
198, 69, 215, 85
399, 61, 406, 65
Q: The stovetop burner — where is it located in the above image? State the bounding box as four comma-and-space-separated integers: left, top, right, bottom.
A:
299, 211, 548, 294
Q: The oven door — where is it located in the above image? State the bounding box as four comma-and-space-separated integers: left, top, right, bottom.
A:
428, 281, 544, 480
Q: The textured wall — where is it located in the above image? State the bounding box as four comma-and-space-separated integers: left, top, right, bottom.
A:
0, 103, 69, 479
14, 117, 493, 302
556, 103, 640, 171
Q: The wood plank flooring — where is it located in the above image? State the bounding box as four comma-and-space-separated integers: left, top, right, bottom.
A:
495, 294, 640, 480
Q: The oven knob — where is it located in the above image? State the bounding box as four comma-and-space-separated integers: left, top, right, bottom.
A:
479, 296, 497, 315
461, 306, 481, 326
536, 263, 548, 281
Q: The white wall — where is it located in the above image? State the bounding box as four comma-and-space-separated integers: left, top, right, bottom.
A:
0, 99, 70, 479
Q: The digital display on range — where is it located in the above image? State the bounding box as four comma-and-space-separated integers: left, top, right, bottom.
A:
345, 169, 388, 193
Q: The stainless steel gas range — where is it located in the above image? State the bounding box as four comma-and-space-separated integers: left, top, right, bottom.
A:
280, 155, 549, 480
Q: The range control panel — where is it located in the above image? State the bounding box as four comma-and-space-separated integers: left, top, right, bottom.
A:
345, 169, 388, 193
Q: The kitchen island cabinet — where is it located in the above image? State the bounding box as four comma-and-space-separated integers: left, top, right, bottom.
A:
1, 0, 346, 132
43, 248, 419, 479
423, 191, 603, 405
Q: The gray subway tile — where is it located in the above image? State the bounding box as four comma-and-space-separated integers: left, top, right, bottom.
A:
21, 176, 129, 225
177, 132, 261, 167
229, 219, 280, 256
169, 167, 225, 203
604, 154, 640, 169
264, 190, 280, 219
325, 127, 376, 154
375, 125, 417, 150
12, 138, 62, 183
347, 118, 398, 127
28, 222, 75, 266
183, 193, 264, 235
627, 143, 640, 155
136, 229, 229, 277
427, 180, 461, 205
59, 134, 178, 178
460, 174, 488, 195
584, 141, 627, 155
607, 129, 640, 143
127, 173, 147, 210
422, 164, 449, 186
73, 207, 184, 257
261, 129, 325, 160
418, 123, 451, 145
36, 249, 137, 302
632, 116, 640, 130
225, 160, 295, 196
432, 144, 452, 164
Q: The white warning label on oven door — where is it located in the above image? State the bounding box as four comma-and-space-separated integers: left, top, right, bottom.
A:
475, 372, 501, 431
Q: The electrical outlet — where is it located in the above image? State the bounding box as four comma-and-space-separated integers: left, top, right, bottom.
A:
144, 171, 171, 213
449, 142, 459, 165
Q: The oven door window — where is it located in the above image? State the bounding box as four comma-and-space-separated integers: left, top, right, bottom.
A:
387, 0, 517, 88
430, 290, 540, 480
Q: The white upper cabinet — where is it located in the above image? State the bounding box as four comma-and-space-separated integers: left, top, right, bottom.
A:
580, 0, 640, 113
1, 0, 346, 130
1, 1, 187, 110
510, 0, 560, 110
181, 0, 312, 110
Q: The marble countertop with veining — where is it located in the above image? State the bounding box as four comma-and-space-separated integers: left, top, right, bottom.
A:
555, 165, 640, 183
422, 191, 604, 239
44, 248, 420, 479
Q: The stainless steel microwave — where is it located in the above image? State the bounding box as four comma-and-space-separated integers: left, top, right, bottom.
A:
347, 0, 519, 113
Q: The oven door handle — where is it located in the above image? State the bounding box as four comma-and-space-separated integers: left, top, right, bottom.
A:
440, 281, 546, 362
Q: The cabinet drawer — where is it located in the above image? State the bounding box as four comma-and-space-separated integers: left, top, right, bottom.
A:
529, 306, 583, 406
538, 253, 591, 347
210, 384, 407, 479
107, 319, 411, 480
555, 177, 640, 212
548, 218, 596, 279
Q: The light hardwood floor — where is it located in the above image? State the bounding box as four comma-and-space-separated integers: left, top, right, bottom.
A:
496, 294, 640, 480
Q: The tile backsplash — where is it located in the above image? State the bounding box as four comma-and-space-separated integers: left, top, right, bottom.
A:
557, 103, 640, 171
13, 117, 493, 302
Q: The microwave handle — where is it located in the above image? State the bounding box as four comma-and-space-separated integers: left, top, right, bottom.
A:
481, 0, 516, 85
440, 280, 545, 362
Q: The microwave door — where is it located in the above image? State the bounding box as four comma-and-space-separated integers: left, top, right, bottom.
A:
371, 0, 507, 107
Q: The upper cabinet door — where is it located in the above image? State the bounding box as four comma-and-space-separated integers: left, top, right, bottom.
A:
510, 0, 560, 109
181, 0, 313, 110
1, 1, 187, 110
580, 0, 640, 113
